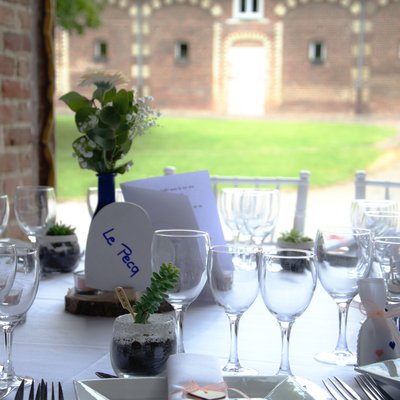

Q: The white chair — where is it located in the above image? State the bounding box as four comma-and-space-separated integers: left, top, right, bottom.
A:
210, 171, 311, 238
164, 168, 311, 240
355, 170, 400, 200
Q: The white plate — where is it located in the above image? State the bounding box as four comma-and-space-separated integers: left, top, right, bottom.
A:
74, 375, 328, 400
355, 358, 400, 388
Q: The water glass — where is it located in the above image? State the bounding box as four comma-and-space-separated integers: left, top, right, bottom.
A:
0, 195, 10, 236
208, 244, 260, 375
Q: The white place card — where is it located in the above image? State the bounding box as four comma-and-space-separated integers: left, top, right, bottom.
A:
120, 170, 226, 246
85, 202, 153, 291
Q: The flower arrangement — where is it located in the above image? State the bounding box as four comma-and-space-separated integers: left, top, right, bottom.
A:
60, 70, 159, 175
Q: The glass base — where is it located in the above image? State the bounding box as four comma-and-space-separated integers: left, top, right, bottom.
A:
0, 374, 32, 390
222, 365, 258, 376
314, 350, 357, 366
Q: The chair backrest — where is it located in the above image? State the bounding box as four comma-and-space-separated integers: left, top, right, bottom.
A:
355, 170, 400, 200
163, 167, 311, 239
210, 171, 311, 236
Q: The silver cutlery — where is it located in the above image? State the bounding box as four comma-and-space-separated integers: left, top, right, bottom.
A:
355, 375, 394, 400
14, 379, 64, 400
323, 377, 362, 400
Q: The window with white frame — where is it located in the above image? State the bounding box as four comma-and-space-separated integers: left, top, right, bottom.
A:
233, 0, 263, 20
308, 41, 326, 64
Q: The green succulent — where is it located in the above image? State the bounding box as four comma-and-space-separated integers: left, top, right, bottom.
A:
46, 222, 76, 236
278, 228, 312, 243
133, 263, 180, 324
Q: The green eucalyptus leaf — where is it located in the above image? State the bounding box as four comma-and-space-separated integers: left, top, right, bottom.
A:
60, 91, 91, 112
113, 89, 129, 115
103, 87, 117, 104
75, 106, 97, 133
114, 161, 133, 175
99, 106, 121, 128
87, 127, 115, 150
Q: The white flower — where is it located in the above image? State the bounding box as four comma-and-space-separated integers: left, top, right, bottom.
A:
79, 70, 127, 88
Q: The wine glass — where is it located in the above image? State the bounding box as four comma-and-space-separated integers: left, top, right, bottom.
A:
0, 195, 9, 237
259, 249, 316, 376
218, 188, 243, 243
14, 186, 56, 244
314, 227, 372, 365
87, 187, 124, 217
351, 199, 398, 229
151, 229, 210, 353
0, 243, 17, 302
374, 235, 400, 302
240, 189, 279, 246
361, 210, 400, 237
208, 244, 260, 375
0, 245, 40, 389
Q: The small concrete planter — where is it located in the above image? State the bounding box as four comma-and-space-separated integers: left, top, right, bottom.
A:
277, 239, 314, 251
110, 313, 176, 377
38, 234, 81, 273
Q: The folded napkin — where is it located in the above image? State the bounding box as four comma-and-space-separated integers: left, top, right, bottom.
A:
167, 353, 226, 400
357, 278, 400, 366
167, 354, 317, 400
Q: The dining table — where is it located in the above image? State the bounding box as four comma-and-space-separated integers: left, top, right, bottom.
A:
2, 261, 400, 399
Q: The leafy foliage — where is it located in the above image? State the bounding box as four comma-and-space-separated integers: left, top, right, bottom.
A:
46, 222, 76, 236
56, 0, 106, 35
133, 263, 180, 324
278, 228, 312, 243
60, 71, 159, 175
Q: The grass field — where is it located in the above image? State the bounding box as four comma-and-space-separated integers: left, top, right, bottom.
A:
55, 114, 397, 200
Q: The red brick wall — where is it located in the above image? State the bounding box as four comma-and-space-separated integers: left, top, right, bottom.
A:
0, 0, 38, 238
57, 0, 400, 116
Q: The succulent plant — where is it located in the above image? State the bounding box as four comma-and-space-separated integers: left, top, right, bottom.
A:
278, 228, 312, 243
46, 222, 76, 236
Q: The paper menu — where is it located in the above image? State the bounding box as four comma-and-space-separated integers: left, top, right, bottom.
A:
120, 170, 226, 246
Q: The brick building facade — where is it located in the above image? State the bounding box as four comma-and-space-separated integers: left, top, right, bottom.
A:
0, 0, 54, 238
56, 0, 400, 116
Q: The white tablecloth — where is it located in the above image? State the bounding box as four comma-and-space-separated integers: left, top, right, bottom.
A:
2, 270, 400, 399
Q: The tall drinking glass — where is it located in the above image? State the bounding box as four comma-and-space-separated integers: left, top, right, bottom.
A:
314, 227, 372, 365
361, 211, 400, 237
14, 186, 56, 244
208, 244, 260, 375
259, 249, 316, 376
151, 229, 210, 353
0, 195, 10, 237
0, 246, 40, 389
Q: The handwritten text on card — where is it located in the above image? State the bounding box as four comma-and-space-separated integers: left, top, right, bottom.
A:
102, 228, 140, 278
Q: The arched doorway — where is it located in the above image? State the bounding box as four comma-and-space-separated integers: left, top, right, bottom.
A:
226, 42, 267, 116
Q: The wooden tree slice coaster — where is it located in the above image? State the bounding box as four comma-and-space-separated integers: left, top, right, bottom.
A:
64, 288, 173, 317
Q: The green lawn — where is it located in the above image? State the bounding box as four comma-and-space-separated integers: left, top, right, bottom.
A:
55, 114, 396, 200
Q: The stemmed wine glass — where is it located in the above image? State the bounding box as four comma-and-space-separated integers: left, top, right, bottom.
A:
151, 229, 210, 353
218, 188, 243, 243
0, 245, 40, 389
259, 249, 316, 376
360, 210, 400, 237
314, 227, 372, 366
0, 195, 10, 237
350, 199, 398, 229
0, 243, 17, 302
208, 244, 260, 375
14, 186, 56, 244
240, 189, 279, 247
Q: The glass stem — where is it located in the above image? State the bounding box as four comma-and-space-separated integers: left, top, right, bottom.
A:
277, 320, 294, 376
2, 324, 16, 380
334, 301, 351, 353
225, 313, 242, 370
174, 306, 186, 354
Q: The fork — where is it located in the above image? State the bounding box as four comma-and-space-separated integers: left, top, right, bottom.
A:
14, 379, 64, 400
355, 375, 394, 400
322, 376, 362, 400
